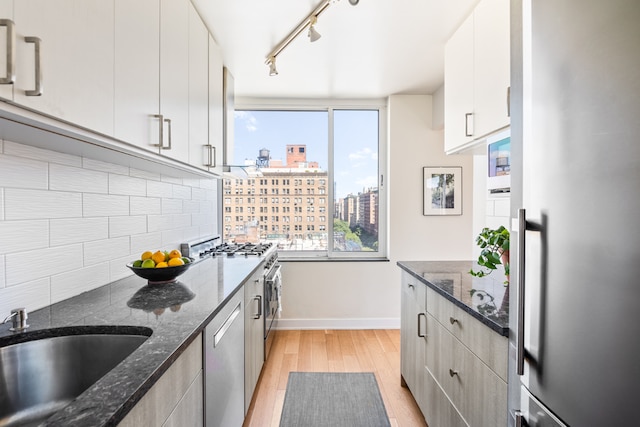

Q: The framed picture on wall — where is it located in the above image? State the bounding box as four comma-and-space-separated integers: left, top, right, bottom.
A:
423, 166, 462, 216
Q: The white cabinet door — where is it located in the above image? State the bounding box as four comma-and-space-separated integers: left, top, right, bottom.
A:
0, 0, 14, 100
473, 0, 510, 138
159, 0, 189, 163
444, 12, 474, 153
114, 0, 160, 154
244, 271, 264, 413
12, 0, 114, 136
188, 4, 209, 171
207, 35, 224, 173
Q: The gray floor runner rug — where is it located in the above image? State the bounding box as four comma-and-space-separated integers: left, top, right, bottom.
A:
279, 372, 391, 427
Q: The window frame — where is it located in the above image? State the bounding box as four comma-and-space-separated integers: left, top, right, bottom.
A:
228, 98, 388, 261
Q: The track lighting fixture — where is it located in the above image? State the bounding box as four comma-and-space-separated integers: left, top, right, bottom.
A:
267, 56, 278, 76
308, 16, 321, 42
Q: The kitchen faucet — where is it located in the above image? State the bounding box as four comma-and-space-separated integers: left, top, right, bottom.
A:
3, 308, 29, 332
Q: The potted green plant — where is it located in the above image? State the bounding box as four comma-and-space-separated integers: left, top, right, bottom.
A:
469, 225, 510, 285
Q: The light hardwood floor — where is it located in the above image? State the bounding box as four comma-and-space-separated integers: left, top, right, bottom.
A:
243, 329, 428, 427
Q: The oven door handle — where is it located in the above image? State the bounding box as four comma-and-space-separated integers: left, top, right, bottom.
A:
265, 264, 282, 285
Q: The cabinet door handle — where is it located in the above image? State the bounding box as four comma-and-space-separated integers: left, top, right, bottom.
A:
204, 144, 216, 167
0, 19, 15, 85
464, 112, 473, 137
162, 118, 172, 150
449, 316, 459, 325
417, 312, 426, 338
254, 295, 262, 319
507, 86, 511, 117
407, 283, 414, 289
24, 36, 42, 96
152, 114, 164, 147
214, 302, 241, 347
449, 368, 458, 377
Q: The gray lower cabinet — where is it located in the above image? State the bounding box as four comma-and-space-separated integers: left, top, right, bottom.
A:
117, 334, 203, 426
244, 270, 265, 413
400, 271, 427, 418
401, 274, 508, 427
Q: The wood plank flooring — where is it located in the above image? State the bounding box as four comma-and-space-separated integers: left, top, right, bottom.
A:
243, 329, 428, 427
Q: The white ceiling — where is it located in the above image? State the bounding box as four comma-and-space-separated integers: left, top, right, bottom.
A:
192, 0, 480, 100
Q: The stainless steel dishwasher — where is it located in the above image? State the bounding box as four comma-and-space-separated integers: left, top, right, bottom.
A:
203, 289, 244, 427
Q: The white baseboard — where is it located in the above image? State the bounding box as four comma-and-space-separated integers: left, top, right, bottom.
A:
275, 317, 400, 330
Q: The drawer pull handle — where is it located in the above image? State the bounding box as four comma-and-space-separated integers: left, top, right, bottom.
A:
449, 369, 458, 377
407, 283, 414, 289
0, 19, 15, 85
417, 312, 426, 338
449, 317, 459, 325
24, 36, 42, 96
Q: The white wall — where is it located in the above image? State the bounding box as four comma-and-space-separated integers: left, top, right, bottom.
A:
278, 94, 475, 330
0, 139, 218, 316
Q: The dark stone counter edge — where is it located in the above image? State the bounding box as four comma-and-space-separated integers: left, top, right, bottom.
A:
397, 262, 508, 337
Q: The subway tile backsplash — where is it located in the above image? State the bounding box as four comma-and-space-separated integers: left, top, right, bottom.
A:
0, 139, 218, 316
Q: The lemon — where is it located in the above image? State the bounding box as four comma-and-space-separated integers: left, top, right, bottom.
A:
141, 251, 153, 261
168, 257, 184, 267
141, 259, 155, 268
169, 249, 182, 259
156, 261, 168, 268
152, 250, 166, 265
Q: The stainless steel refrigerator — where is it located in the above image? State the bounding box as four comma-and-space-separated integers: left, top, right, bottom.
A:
508, 0, 640, 426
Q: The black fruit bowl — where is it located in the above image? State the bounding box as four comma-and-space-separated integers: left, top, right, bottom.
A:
126, 258, 194, 284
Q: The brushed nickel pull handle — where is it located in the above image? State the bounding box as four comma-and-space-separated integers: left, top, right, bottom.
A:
163, 118, 172, 150
24, 36, 42, 96
449, 317, 459, 325
254, 295, 262, 319
0, 19, 15, 85
507, 86, 511, 117
417, 312, 426, 338
152, 114, 163, 147
204, 144, 216, 167
449, 369, 458, 377
464, 112, 473, 137
408, 283, 414, 289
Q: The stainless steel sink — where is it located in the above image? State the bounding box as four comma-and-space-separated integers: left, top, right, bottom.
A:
0, 328, 151, 427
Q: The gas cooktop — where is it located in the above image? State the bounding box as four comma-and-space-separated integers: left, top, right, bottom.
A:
181, 237, 275, 263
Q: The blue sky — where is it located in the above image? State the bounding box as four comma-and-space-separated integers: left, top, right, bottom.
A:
234, 110, 378, 199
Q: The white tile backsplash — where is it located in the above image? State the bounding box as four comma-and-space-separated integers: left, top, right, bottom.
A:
0, 220, 49, 254
50, 163, 109, 193
50, 217, 109, 246
0, 277, 51, 315
83, 236, 130, 266
0, 140, 217, 312
109, 215, 147, 238
3, 140, 81, 167
5, 189, 83, 220
6, 244, 84, 286
51, 262, 110, 304
109, 174, 147, 196
130, 196, 161, 216
0, 154, 48, 189
83, 193, 130, 217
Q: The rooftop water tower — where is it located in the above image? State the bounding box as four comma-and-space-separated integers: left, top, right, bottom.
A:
256, 148, 270, 168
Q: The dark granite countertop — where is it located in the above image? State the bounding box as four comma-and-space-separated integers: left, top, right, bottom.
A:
0, 255, 264, 426
397, 260, 509, 336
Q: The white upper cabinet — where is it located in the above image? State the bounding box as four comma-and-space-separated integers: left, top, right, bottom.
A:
114, 0, 160, 154
2, 0, 114, 136
187, 4, 210, 171
444, 0, 510, 154
206, 35, 224, 174
0, 0, 14, 100
159, 0, 190, 164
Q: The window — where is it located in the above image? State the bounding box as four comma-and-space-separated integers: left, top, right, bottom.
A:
228, 106, 386, 259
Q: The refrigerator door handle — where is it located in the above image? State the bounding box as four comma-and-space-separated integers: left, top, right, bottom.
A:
517, 208, 542, 375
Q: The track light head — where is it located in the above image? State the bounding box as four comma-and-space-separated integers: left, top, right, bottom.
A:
267, 56, 278, 76
308, 16, 321, 42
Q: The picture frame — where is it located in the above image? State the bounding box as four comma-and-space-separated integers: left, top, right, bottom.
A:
423, 166, 462, 216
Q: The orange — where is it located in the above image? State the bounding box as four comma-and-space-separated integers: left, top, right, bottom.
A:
151, 250, 166, 265
156, 261, 168, 268
169, 249, 182, 259
168, 257, 184, 267
141, 251, 153, 261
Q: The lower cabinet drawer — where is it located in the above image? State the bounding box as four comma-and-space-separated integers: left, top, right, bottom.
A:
423, 367, 468, 427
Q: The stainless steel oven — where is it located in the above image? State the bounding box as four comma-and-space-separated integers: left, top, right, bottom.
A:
262, 253, 281, 359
